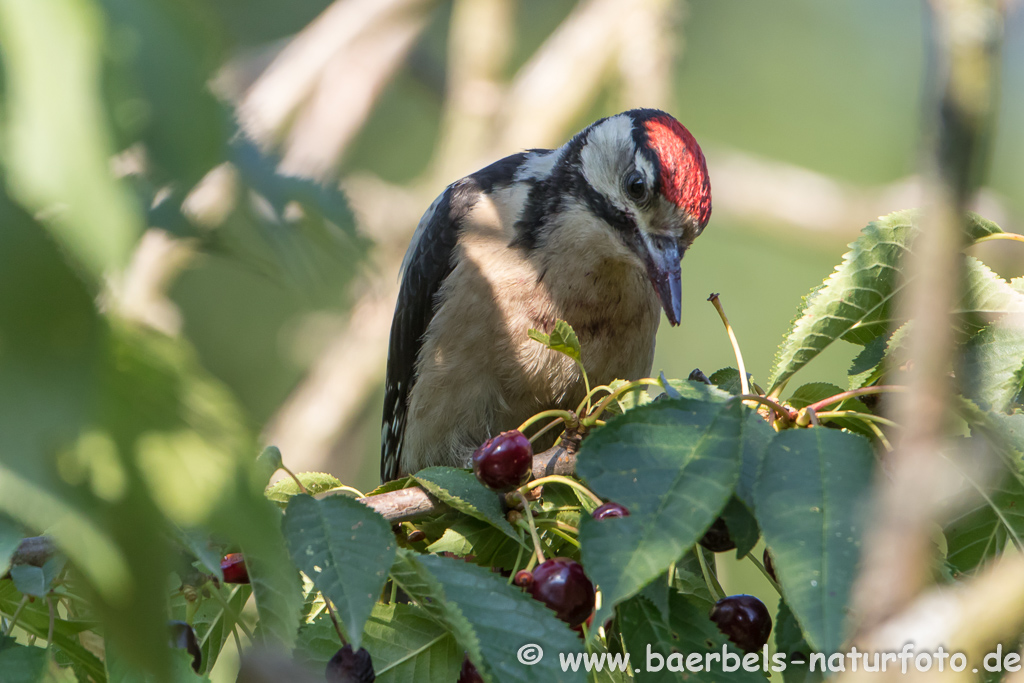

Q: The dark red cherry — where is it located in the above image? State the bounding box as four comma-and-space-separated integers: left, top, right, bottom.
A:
326, 645, 376, 683
527, 558, 595, 627
220, 553, 250, 584
592, 502, 630, 520
168, 620, 201, 673
471, 430, 533, 492
458, 655, 484, 683
698, 517, 736, 553
710, 594, 772, 653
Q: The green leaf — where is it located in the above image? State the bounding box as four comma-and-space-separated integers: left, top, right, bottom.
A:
0, 644, 48, 683
414, 467, 519, 541
774, 601, 821, 683
720, 496, 760, 559
0, 582, 107, 682
106, 644, 211, 683
616, 595, 679, 683
283, 494, 396, 649
944, 446, 1024, 574
296, 603, 461, 683
0, 515, 21, 576
0, 0, 141, 276
255, 446, 284, 483
425, 517, 525, 570
709, 367, 752, 396
767, 211, 1003, 392
389, 550, 587, 683
194, 585, 252, 675
754, 429, 874, 654
960, 262, 1024, 413
578, 398, 745, 624
10, 556, 63, 598
736, 413, 776, 515
265, 472, 345, 505
665, 591, 767, 682
528, 320, 583, 365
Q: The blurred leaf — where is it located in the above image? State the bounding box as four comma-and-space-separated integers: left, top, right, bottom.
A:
528, 320, 583, 365
106, 643, 211, 683
577, 398, 745, 625
255, 446, 284, 483
0, 582, 106, 681
100, 0, 227, 184
767, 211, 1001, 392
10, 556, 63, 598
191, 585, 251, 675
0, 644, 48, 683
944, 445, 1024, 574
283, 495, 395, 649
0, 0, 140, 276
296, 603, 461, 683
389, 550, 587, 683
414, 467, 519, 541
775, 601, 820, 683
230, 499, 303, 650
0, 515, 22, 576
616, 595, 678, 683
754, 429, 873, 654
265, 473, 344, 506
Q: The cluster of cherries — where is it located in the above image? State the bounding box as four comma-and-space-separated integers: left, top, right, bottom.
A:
184, 432, 777, 682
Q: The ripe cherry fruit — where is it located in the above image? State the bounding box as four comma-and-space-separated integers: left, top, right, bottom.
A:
592, 502, 630, 520
220, 553, 250, 584
458, 655, 484, 683
698, 517, 736, 553
471, 430, 533, 492
710, 594, 772, 653
326, 645, 376, 683
526, 558, 595, 627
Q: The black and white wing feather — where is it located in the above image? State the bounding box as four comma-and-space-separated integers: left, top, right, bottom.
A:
380, 153, 531, 482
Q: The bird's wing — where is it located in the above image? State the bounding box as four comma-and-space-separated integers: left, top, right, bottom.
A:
380, 153, 532, 482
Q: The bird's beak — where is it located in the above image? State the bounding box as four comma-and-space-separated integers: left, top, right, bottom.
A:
641, 234, 683, 326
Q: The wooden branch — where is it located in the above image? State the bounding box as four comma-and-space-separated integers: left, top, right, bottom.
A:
343, 443, 578, 523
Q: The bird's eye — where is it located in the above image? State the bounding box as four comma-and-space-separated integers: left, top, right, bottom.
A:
625, 171, 647, 201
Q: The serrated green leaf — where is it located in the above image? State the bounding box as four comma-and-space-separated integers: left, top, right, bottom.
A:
616, 595, 679, 683
425, 517, 525, 570
194, 585, 251, 675
774, 601, 820, 683
296, 603, 461, 683
943, 442, 1024, 574
959, 261, 1024, 413
528, 320, 583, 364
767, 211, 1003, 392
389, 550, 587, 683
0, 582, 106, 682
709, 367, 753, 396
283, 495, 395, 649
754, 429, 874, 654
265, 472, 345, 505
736, 412, 778, 514
414, 467, 519, 541
666, 592, 767, 682
578, 398, 746, 624
0, 644, 48, 683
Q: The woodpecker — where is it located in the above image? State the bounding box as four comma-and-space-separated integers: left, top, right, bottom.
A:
381, 109, 711, 482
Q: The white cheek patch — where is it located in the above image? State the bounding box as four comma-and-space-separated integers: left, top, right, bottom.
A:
579, 115, 634, 212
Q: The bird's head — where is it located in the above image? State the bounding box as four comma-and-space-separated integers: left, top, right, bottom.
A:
564, 109, 711, 326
